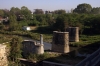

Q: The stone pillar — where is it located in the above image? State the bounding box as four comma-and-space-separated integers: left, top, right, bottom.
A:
52, 31, 69, 53
35, 34, 44, 54
52, 31, 58, 49
40, 34, 43, 44
35, 44, 44, 54
66, 27, 79, 42
63, 32, 70, 53
0, 44, 8, 66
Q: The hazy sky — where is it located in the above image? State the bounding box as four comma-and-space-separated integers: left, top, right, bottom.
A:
0, 0, 100, 11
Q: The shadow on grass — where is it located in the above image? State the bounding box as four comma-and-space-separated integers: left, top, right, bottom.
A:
31, 26, 54, 34
37, 41, 100, 66
19, 41, 100, 66
78, 41, 100, 54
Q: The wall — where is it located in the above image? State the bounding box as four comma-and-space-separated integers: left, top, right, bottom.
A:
22, 40, 36, 54
52, 31, 69, 53
22, 40, 44, 54
0, 44, 8, 66
66, 27, 79, 42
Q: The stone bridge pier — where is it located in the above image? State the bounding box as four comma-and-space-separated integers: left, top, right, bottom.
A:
52, 31, 69, 53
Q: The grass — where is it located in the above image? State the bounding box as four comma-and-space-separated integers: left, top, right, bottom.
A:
0, 34, 12, 43
27, 52, 60, 62
0, 29, 100, 48
0, 30, 100, 65
70, 35, 100, 47
0, 30, 53, 42
0, 30, 100, 47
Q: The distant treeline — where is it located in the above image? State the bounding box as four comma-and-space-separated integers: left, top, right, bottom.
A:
0, 3, 100, 34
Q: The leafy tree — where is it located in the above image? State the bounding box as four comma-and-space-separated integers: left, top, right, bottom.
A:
91, 16, 100, 34
10, 7, 21, 16
35, 14, 47, 26
82, 15, 100, 34
45, 10, 51, 14
21, 6, 32, 20
18, 20, 28, 26
0, 23, 4, 30
54, 9, 66, 14
34, 9, 44, 14
32, 20, 40, 26
73, 3, 92, 14
9, 14, 18, 31
0, 9, 4, 16
3, 9, 10, 17
9, 36, 22, 62
54, 14, 68, 31
91, 7, 100, 14
46, 14, 55, 25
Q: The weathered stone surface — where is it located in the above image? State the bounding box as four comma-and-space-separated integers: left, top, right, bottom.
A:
66, 27, 79, 42
35, 44, 44, 54
22, 40, 44, 54
22, 34, 44, 54
0, 44, 8, 66
22, 40, 36, 54
52, 31, 69, 53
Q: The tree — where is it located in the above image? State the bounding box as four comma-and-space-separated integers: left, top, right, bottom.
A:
9, 14, 18, 31
73, 3, 92, 14
54, 14, 68, 31
3, 9, 10, 17
34, 9, 44, 14
21, 6, 32, 20
0, 9, 4, 16
10, 7, 21, 16
9, 36, 22, 62
46, 14, 55, 25
90, 16, 100, 34
35, 14, 47, 26
91, 7, 100, 14
54, 9, 66, 14
45, 10, 50, 14
0, 23, 4, 30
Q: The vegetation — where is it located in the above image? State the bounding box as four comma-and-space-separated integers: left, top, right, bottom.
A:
0, 3, 100, 66
73, 3, 92, 14
70, 35, 100, 47
8, 36, 22, 65
27, 52, 59, 62
0, 3, 100, 35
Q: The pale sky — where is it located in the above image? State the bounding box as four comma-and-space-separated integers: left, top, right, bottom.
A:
0, 0, 100, 11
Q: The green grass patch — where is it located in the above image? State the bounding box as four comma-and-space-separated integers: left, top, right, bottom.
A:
70, 35, 100, 47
